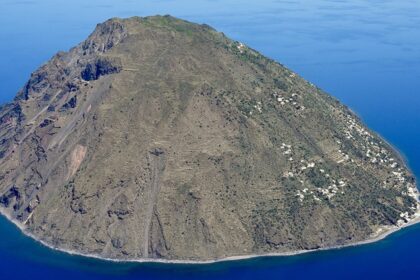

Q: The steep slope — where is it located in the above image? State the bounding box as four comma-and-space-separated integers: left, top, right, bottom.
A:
0, 15, 419, 262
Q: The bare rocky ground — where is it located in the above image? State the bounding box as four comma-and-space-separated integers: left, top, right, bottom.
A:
0, 16, 418, 261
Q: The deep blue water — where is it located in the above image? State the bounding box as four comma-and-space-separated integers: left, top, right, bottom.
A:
0, 0, 420, 279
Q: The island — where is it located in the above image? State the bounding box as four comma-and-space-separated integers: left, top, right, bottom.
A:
0, 15, 419, 263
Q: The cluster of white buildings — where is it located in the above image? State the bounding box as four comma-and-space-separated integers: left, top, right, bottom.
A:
272, 91, 305, 111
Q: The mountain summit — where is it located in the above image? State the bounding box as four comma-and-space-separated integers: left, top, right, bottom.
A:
0, 16, 419, 262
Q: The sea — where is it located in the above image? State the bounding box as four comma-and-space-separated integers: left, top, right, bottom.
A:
0, 0, 420, 279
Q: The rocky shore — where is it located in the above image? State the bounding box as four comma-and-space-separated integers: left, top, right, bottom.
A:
1, 203, 420, 264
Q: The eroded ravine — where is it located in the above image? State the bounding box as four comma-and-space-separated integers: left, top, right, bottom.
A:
143, 148, 166, 257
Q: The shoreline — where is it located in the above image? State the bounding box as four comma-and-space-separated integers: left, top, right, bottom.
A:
1, 207, 420, 265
